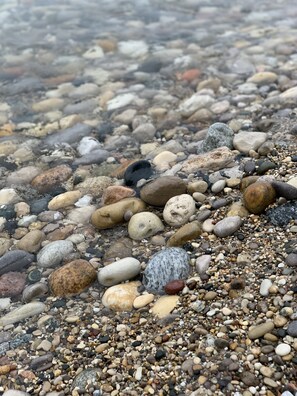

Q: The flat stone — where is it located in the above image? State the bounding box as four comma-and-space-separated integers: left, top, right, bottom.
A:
44, 123, 92, 146
275, 343, 291, 356
76, 176, 114, 198
213, 216, 242, 238
48, 191, 82, 210
151, 295, 179, 318
132, 123, 156, 143
37, 240, 74, 268
16, 230, 44, 253
247, 72, 278, 85
6, 166, 41, 186
0, 188, 20, 205
128, 212, 164, 240
248, 321, 275, 340
3, 391, 30, 396
167, 221, 202, 247
98, 257, 141, 286
211, 180, 226, 194
67, 205, 96, 224
163, 194, 196, 227
140, 176, 187, 206
233, 131, 267, 154
102, 281, 140, 312
71, 368, 101, 391
0, 302, 45, 326
0, 250, 34, 276
133, 294, 154, 309
279, 86, 297, 102
182, 147, 236, 173
31, 165, 72, 193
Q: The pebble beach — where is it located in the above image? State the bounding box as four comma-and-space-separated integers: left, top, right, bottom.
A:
0, 0, 297, 395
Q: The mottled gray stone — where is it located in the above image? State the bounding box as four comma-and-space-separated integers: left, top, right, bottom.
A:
287, 321, 297, 337
72, 368, 101, 390
37, 240, 74, 268
0, 250, 34, 276
143, 248, 190, 294
198, 122, 234, 153
213, 216, 242, 238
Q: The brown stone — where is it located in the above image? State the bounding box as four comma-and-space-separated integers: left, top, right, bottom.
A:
140, 176, 187, 206
49, 259, 97, 297
164, 280, 185, 295
181, 147, 236, 173
16, 230, 45, 253
0, 272, 26, 297
102, 185, 135, 205
230, 277, 246, 290
240, 176, 260, 191
31, 165, 72, 193
167, 221, 202, 247
104, 237, 133, 261
47, 225, 75, 242
243, 182, 276, 214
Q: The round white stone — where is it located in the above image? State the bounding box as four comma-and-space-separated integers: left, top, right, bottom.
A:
98, 257, 141, 286
128, 212, 164, 240
275, 343, 291, 356
260, 279, 272, 296
163, 194, 196, 226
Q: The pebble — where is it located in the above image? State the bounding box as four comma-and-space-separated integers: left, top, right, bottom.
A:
211, 180, 226, 194
37, 240, 74, 268
133, 294, 154, 309
128, 212, 164, 240
0, 302, 45, 326
0, 188, 20, 205
151, 295, 179, 318
182, 147, 235, 173
48, 191, 82, 210
0, 272, 26, 298
287, 321, 297, 337
31, 165, 72, 193
260, 279, 273, 296
233, 131, 267, 153
22, 282, 48, 302
16, 230, 44, 253
101, 186, 135, 205
140, 176, 187, 206
195, 255, 211, 275
124, 160, 153, 187
248, 322, 275, 340
0, 250, 34, 276
3, 391, 30, 396
266, 202, 297, 227
199, 122, 234, 153
167, 221, 202, 247
98, 257, 141, 286
213, 216, 242, 238
243, 181, 276, 214
163, 194, 196, 227
102, 281, 140, 312
164, 280, 185, 295
275, 343, 291, 356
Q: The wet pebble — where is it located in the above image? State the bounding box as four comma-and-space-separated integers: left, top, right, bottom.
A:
37, 240, 74, 268
98, 257, 141, 286
213, 216, 242, 238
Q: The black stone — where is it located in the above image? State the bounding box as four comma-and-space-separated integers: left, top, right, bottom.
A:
50, 186, 67, 197
266, 202, 297, 227
244, 160, 256, 175
31, 196, 51, 214
99, 335, 109, 343
0, 159, 18, 171
4, 219, 18, 235
138, 58, 162, 73
132, 340, 142, 347
155, 349, 166, 360
124, 160, 153, 187
0, 205, 16, 220
52, 298, 67, 308
0, 250, 34, 275
291, 155, 297, 162
256, 161, 277, 175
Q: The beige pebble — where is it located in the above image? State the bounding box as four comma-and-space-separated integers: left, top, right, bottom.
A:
133, 294, 154, 309
151, 295, 179, 318
48, 190, 82, 210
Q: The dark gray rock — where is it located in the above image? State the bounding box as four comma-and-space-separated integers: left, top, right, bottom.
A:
285, 253, 297, 267
266, 202, 297, 227
0, 250, 34, 276
271, 180, 297, 200
287, 321, 297, 337
143, 247, 190, 294
73, 149, 109, 165
30, 353, 53, 371
44, 123, 92, 146
198, 122, 234, 153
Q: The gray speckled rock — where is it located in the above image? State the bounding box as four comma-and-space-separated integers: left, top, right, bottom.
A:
0, 302, 45, 326
72, 368, 101, 391
198, 122, 234, 153
287, 321, 297, 337
213, 216, 242, 238
143, 248, 190, 294
37, 240, 74, 268
0, 250, 34, 276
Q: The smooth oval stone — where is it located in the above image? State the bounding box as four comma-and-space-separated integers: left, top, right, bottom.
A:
102, 281, 140, 311
91, 197, 146, 229
213, 216, 242, 238
151, 295, 179, 318
37, 240, 74, 268
98, 257, 141, 286
128, 212, 164, 240
256, 161, 277, 175
0, 272, 26, 297
163, 194, 196, 227
0, 302, 46, 326
124, 160, 153, 187
260, 279, 273, 296
271, 180, 297, 200
287, 321, 297, 337
101, 186, 135, 205
248, 321, 275, 340
0, 250, 34, 276
164, 279, 185, 295
167, 221, 202, 247
49, 259, 97, 297
140, 176, 187, 206
227, 202, 249, 218
211, 179, 226, 194
133, 293, 154, 309
195, 255, 211, 274
48, 191, 82, 210
31, 165, 72, 193
16, 230, 45, 253
275, 343, 291, 356
22, 282, 49, 303
243, 181, 276, 214
143, 247, 190, 294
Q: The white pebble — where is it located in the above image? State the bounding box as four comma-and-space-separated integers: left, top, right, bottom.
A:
275, 343, 291, 356
260, 279, 272, 296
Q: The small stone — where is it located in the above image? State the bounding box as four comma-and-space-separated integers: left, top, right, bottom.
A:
104, 237, 133, 260
243, 182, 276, 214
128, 212, 164, 240
247, 72, 277, 85
167, 221, 202, 247
248, 322, 275, 340
101, 186, 135, 205
241, 372, 260, 386
287, 321, 297, 337
187, 180, 208, 194
16, 230, 44, 253
260, 279, 273, 296
37, 240, 74, 268
31, 165, 72, 193
133, 294, 154, 309
98, 257, 141, 286
267, 202, 297, 227
230, 277, 245, 290
3, 391, 30, 396
151, 295, 179, 318
195, 255, 211, 274
227, 202, 249, 218
102, 281, 140, 311
164, 280, 185, 295
163, 194, 196, 227
204, 291, 217, 300
49, 260, 97, 296
132, 123, 156, 143
0, 272, 26, 297
22, 283, 48, 302
140, 176, 187, 206
0, 250, 34, 276
0, 301, 45, 326
182, 147, 236, 173
233, 132, 267, 154
178, 93, 215, 117
48, 191, 82, 210
153, 151, 177, 171
124, 160, 153, 187
271, 181, 297, 201
213, 216, 242, 237
211, 180, 226, 194
275, 343, 291, 356
199, 122, 234, 153
192, 192, 207, 202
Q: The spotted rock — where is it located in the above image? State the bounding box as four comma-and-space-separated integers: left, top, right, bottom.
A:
243, 181, 276, 214
31, 165, 72, 193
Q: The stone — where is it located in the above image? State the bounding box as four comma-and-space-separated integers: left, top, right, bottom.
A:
48, 191, 82, 210
49, 260, 97, 297
72, 368, 101, 391
140, 176, 187, 206
182, 147, 236, 173
0, 272, 26, 297
102, 281, 140, 311
271, 180, 297, 200
202, 218, 215, 233
3, 391, 30, 396
6, 166, 40, 186
151, 295, 179, 318
37, 240, 74, 268
16, 230, 44, 253
195, 255, 211, 275
233, 131, 267, 154
192, 192, 206, 202
153, 151, 177, 171
167, 221, 202, 247
77, 136, 101, 156
279, 86, 297, 102
199, 123, 234, 153
227, 202, 249, 218
163, 194, 196, 227
91, 198, 146, 229
98, 257, 141, 286
178, 93, 215, 117
73, 149, 109, 166
124, 160, 153, 187
164, 280, 185, 295
44, 123, 92, 146
188, 180, 208, 194
241, 372, 260, 387
22, 282, 48, 303
101, 186, 135, 205
128, 212, 164, 240
67, 205, 96, 224
287, 321, 297, 337
275, 343, 291, 356
104, 238, 133, 260
133, 294, 154, 309
243, 182, 276, 214
107, 93, 137, 111
213, 216, 242, 238
0, 238, 11, 256
143, 248, 190, 294
0, 250, 34, 276
32, 98, 64, 112
266, 202, 297, 227
248, 322, 275, 340
260, 279, 273, 296
132, 123, 156, 143
211, 180, 226, 194
247, 72, 278, 85
0, 302, 45, 326
118, 40, 148, 58
31, 165, 72, 193
0, 188, 20, 205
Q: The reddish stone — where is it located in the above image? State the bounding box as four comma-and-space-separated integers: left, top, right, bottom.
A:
177, 69, 200, 82
0, 272, 26, 297
102, 185, 135, 205
31, 165, 72, 193
164, 279, 185, 295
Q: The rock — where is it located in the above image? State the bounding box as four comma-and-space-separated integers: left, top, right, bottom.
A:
132, 123, 156, 143
0, 188, 21, 205
0, 302, 45, 326
192, 192, 206, 202
271, 180, 297, 200
151, 295, 179, 318
48, 191, 82, 210
287, 321, 297, 337
67, 205, 96, 224
73, 149, 109, 166
98, 257, 141, 286
256, 160, 277, 175
104, 238, 133, 260
0, 238, 12, 256
118, 40, 148, 58
107, 93, 137, 111
164, 280, 185, 295
91, 198, 146, 229
44, 123, 92, 146
32, 98, 64, 112
227, 202, 249, 218
213, 216, 242, 238
128, 212, 164, 240
22, 282, 48, 302
153, 151, 177, 171
233, 131, 267, 154
143, 248, 190, 294
182, 147, 236, 173
266, 202, 297, 227
6, 166, 40, 186
275, 343, 291, 356
243, 182, 276, 214
16, 230, 44, 253
163, 194, 196, 227
76, 176, 114, 198
77, 136, 101, 155
241, 372, 260, 387
133, 294, 154, 309
49, 259, 97, 296
3, 391, 30, 396
167, 221, 202, 247
195, 255, 211, 275
247, 72, 278, 85
0, 272, 26, 297
72, 368, 101, 391
37, 240, 74, 268
178, 93, 215, 117
31, 165, 72, 193
248, 321, 275, 340
286, 253, 297, 267
260, 279, 273, 296
140, 176, 187, 206
211, 180, 226, 194
101, 281, 140, 311
101, 186, 135, 205
0, 250, 34, 276
202, 218, 215, 233
279, 86, 297, 102
124, 160, 153, 187
199, 123, 234, 153
188, 180, 208, 194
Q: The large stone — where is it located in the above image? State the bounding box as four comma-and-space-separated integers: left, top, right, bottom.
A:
143, 248, 190, 294
31, 165, 72, 193
98, 257, 141, 286
0, 272, 26, 297
49, 259, 97, 296
213, 216, 242, 238
163, 194, 196, 227
0, 302, 45, 326
16, 230, 45, 253
140, 176, 187, 206
91, 197, 146, 229
243, 181, 276, 214
0, 250, 34, 276
102, 281, 140, 311
247, 72, 278, 85
6, 166, 41, 186
0, 188, 21, 205
167, 221, 202, 247
178, 93, 215, 117
37, 240, 74, 268
44, 123, 92, 146
198, 123, 234, 153
128, 212, 164, 240
248, 321, 275, 340
101, 186, 135, 205
76, 176, 114, 198
182, 147, 235, 173
271, 180, 297, 200
233, 131, 267, 154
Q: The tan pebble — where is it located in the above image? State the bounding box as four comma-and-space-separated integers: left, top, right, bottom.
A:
95, 343, 109, 353
151, 295, 179, 318
167, 221, 202, 247
48, 190, 82, 210
19, 370, 36, 380
133, 294, 154, 309
227, 202, 249, 218
204, 291, 217, 300
269, 284, 278, 294
14, 202, 30, 217
65, 316, 80, 323
260, 365, 274, 378
273, 315, 287, 327
263, 333, 278, 342
0, 364, 15, 374
102, 281, 140, 312
198, 375, 207, 384
226, 178, 241, 188
16, 229, 45, 253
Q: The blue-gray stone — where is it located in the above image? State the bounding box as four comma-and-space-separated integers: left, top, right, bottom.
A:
198, 122, 234, 153
266, 202, 297, 227
287, 321, 297, 337
44, 123, 92, 146
0, 250, 34, 276
143, 247, 190, 294
73, 149, 109, 166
